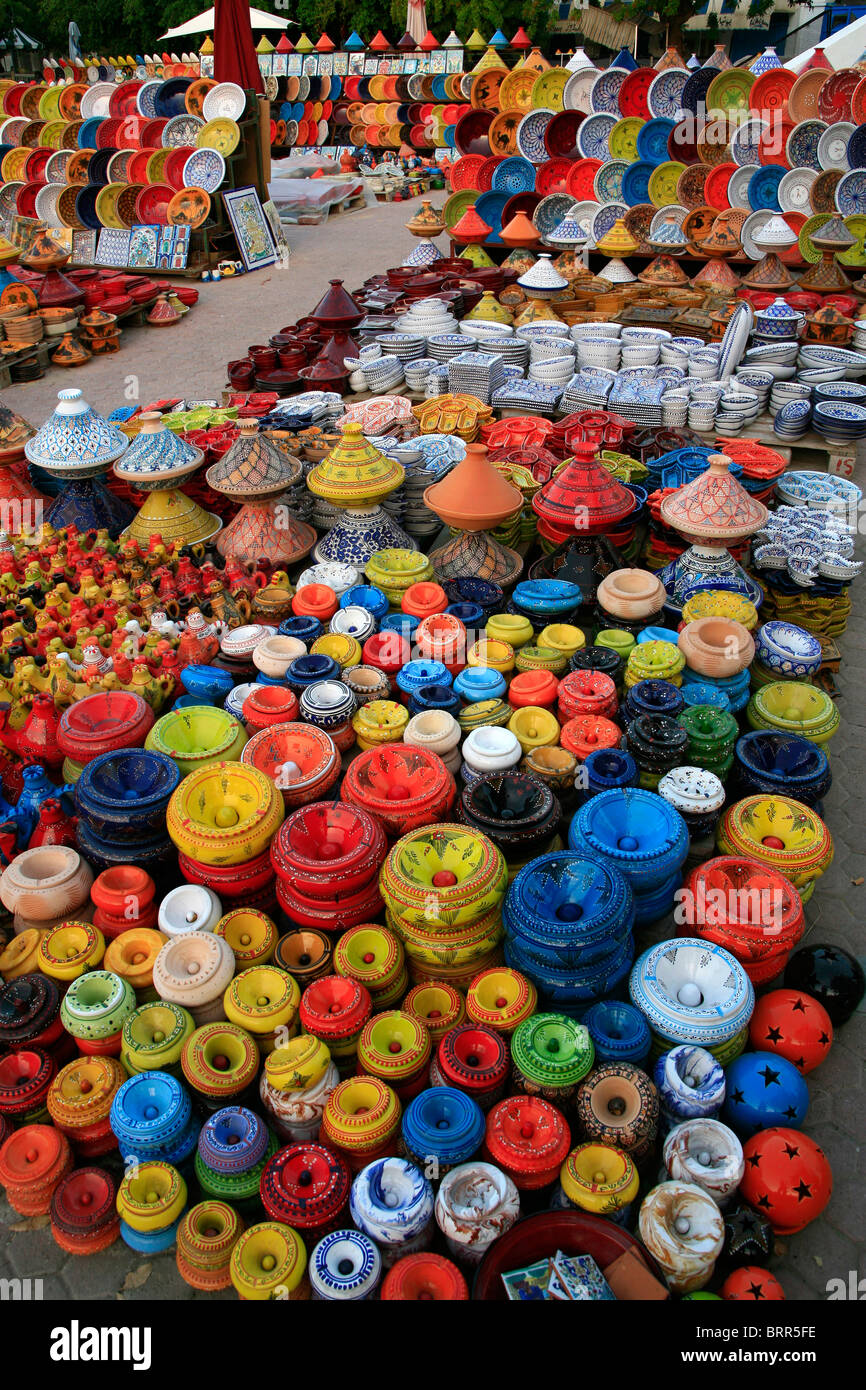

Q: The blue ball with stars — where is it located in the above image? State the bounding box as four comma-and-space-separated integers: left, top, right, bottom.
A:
721, 1050, 809, 1138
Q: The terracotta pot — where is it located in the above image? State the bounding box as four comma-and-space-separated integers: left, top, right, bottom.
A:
0, 847, 93, 923
678, 617, 755, 678
597, 568, 666, 621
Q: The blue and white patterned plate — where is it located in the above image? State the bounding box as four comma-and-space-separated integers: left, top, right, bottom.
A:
786, 119, 827, 172
593, 159, 629, 203
533, 193, 575, 239
591, 201, 628, 243
182, 147, 226, 193
578, 113, 616, 161
836, 168, 866, 215
636, 118, 676, 166
162, 114, 205, 148
491, 155, 537, 194
730, 117, 768, 168
516, 108, 555, 164
590, 66, 629, 114
847, 124, 866, 171
647, 68, 690, 120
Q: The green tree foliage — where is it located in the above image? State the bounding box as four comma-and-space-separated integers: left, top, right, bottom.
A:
610, 0, 795, 52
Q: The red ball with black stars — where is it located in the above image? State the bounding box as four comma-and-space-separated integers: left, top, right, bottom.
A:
739, 1127, 832, 1235
722, 1266, 785, 1300
748, 988, 832, 1073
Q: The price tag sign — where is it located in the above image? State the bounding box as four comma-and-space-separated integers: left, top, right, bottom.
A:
828, 454, 856, 479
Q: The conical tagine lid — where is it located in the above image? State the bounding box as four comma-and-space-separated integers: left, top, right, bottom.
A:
24, 388, 128, 474
660, 453, 768, 543
206, 420, 301, 500
423, 441, 523, 531
307, 421, 405, 507
114, 411, 203, 482
532, 443, 635, 534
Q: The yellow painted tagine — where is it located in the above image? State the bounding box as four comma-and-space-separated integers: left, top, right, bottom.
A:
307, 422, 405, 509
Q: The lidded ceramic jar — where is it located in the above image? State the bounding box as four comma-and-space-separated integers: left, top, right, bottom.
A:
484, 1094, 570, 1189
49, 1055, 127, 1158
181, 1022, 260, 1105
38, 921, 105, 983
299, 976, 373, 1070
639, 1180, 725, 1293
321, 1076, 402, 1171
350, 1156, 435, 1262
261, 1139, 351, 1233
176, 1199, 244, 1292
310, 1228, 382, 1301
0, 1123, 73, 1216
223, 965, 301, 1053
557, 1142, 639, 1220
0, 846, 93, 924
663, 1118, 744, 1206
575, 1061, 660, 1161
230, 1221, 309, 1300
352, 699, 409, 750
402, 982, 465, 1044
435, 1161, 520, 1265
654, 1045, 727, 1128
510, 1012, 594, 1100
121, 1001, 195, 1076
153, 932, 236, 1026
158, 884, 222, 938
402, 1086, 486, 1174
265, 1034, 332, 1094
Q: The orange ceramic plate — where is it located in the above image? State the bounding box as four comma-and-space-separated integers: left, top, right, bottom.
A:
166, 185, 211, 228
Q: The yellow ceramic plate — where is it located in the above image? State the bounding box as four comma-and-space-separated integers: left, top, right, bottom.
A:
146, 148, 172, 183
1, 147, 28, 182
95, 182, 126, 229
648, 161, 686, 209
39, 121, 67, 148
38, 87, 63, 121
532, 68, 569, 113
609, 117, 643, 162
196, 117, 240, 155
499, 67, 537, 114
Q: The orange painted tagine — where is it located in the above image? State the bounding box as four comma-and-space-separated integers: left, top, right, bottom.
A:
500, 212, 540, 249
423, 442, 523, 532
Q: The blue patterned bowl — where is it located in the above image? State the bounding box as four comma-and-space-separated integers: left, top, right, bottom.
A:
630, 937, 754, 1045
584, 748, 638, 795
75, 748, 181, 837
755, 619, 822, 675
504, 853, 635, 965
110, 1070, 192, 1152
734, 729, 831, 805
402, 1088, 485, 1168
568, 788, 689, 890
513, 579, 582, 616
180, 664, 236, 704
584, 1000, 651, 1063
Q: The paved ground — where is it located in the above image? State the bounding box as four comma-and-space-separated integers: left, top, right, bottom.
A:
0, 199, 863, 1300
3, 196, 415, 423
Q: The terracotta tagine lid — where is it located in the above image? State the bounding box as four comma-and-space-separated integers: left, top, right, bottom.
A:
741, 254, 795, 291
660, 453, 768, 544
147, 294, 181, 326
406, 200, 446, 238
423, 442, 523, 531
0, 402, 36, 462
499, 212, 540, 248
691, 257, 741, 290
51, 333, 91, 367
638, 254, 690, 286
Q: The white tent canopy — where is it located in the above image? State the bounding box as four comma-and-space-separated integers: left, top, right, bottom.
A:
785, 12, 866, 73
157, 6, 292, 40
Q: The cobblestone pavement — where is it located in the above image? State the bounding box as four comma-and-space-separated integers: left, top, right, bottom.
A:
0, 201, 864, 1301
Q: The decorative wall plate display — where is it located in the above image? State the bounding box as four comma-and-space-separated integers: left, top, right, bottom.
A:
532, 68, 568, 112
778, 166, 818, 213
590, 67, 629, 115
677, 163, 711, 209
498, 67, 537, 113
848, 124, 866, 170
544, 111, 585, 161
491, 155, 536, 194
534, 159, 573, 197
202, 82, 246, 121
839, 213, 866, 265
648, 162, 686, 209
566, 158, 602, 199
489, 109, 522, 156
471, 69, 510, 112
517, 108, 555, 163
818, 68, 860, 124
532, 193, 573, 239
563, 68, 598, 115
196, 118, 240, 155
817, 121, 854, 170
609, 118, 643, 162
681, 66, 715, 116
647, 68, 690, 120
594, 160, 629, 203
454, 110, 494, 157
621, 161, 654, 206
577, 113, 616, 162
749, 68, 795, 116
810, 168, 844, 213
637, 118, 676, 165
619, 67, 654, 118
703, 162, 736, 210
748, 164, 785, 212
706, 69, 755, 116
623, 203, 655, 251
786, 120, 827, 172
182, 147, 225, 193
836, 169, 866, 216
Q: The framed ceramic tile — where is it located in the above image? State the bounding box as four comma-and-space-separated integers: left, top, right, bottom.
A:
430, 51, 447, 72
348, 53, 364, 75
446, 49, 464, 72
127, 224, 158, 267
333, 52, 348, 75
272, 53, 288, 76
71, 230, 97, 264
223, 185, 278, 272
47, 227, 73, 255
95, 228, 131, 266
261, 197, 290, 265
302, 55, 317, 75
363, 57, 378, 75
286, 53, 303, 74
199, 54, 214, 77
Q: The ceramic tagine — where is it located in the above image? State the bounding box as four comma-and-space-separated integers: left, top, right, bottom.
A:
24, 389, 135, 538
532, 441, 636, 546
594, 219, 639, 285
114, 412, 221, 548
307, 422, 414, 567
205, 420, 317, 565
423, 442, 524, 584
659, 454, 768, 613
741, 215, 797, 291
798, 216, 858, 294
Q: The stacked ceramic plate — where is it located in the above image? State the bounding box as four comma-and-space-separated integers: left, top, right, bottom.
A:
716, 385, 761, 432
483, 336, 530, 369
392, 298, 458, 338
446, 351, 507, 404
773, 399, 812, 441
733, 369, 774, 412
770, 380, 811, 415
427, 333, 470, 362
492, 380, 565, 411
812, 399, 866, 444
559, 368, 615, 411
798, 345, 866, 380
528, 354, 575, 389
402, 358, 439, 392
376, 333, 427, 363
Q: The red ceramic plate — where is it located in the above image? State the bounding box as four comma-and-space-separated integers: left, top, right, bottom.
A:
118, 115, 148, 147
749, 69, 796, 118
139, 117, 168, 147
668, 119, 700, 165
15, 182, 40, 217
566, 157, 602, 200
704, 161, 737, 211
95, 117, 123, 149
135, 183, 173, 226
781, 210, 806, 265
163, 145, 195, 189
100, 295, 133, 314
454, 108, 494, 157
818, 68, 860, 123
618, 67, 654, 119
108, 81, 144, 117
852, 75, 866, 126
24, 148, 51, 182
126, 148, 157, 184
544, 110, 584, 160
476, 155, 502, 191
449, 154, 486, 190
759, 120, 793, 167
502, 192, 541, 223
535, 158, 573, 197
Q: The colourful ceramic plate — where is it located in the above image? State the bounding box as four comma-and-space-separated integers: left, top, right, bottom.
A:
609, 117, 643, 161
648, 161, 685, 208
839, 213, 866, 266
590, 67, 628, 115
787, 69, 827, 123
196, 118, 240, 155
706, 69, 755, 115
167, 186, 211, 228
798, 212, 831, 264
498, 68, 537, 114
532, 68, 568, 113
647, 68, 690, 120
594, 159, 629, 203
810, 168, 843, 212
442, 188, 478, 228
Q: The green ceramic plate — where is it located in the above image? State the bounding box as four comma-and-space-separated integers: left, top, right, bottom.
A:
840, 213, 866, 266
609, 117, 643, 162
442, 187, 478, 229
798, 211, 831, 263
531, 68, 569, 113
706, 69, 756, 116
648, 161, 686, 209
